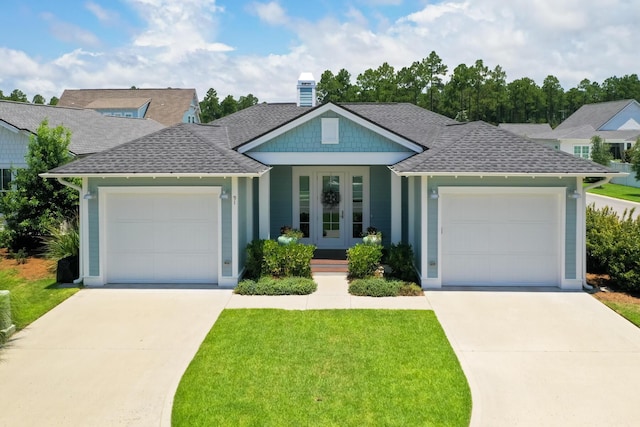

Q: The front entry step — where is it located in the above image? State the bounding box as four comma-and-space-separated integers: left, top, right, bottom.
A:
311, 259, 348, 273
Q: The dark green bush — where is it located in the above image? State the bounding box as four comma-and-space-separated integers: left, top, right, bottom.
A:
245, 239, 267, 280
387, 243, 417, 282
234, 277, 317, 295
586, 205, 619, 274
262, 240, 315, 278
586, 204, 640, 292
347, 243, 383, 279
348, 278, 423, 297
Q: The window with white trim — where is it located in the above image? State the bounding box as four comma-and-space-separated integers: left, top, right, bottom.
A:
321, 118, 339, 144
573, 145, 590, 159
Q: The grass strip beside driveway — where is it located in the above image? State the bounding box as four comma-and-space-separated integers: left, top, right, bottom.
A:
0, 269, 78, 330
173, 309, 471, 427
587, 183, 640, 204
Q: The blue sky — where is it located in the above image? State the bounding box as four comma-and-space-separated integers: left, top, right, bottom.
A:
0, 0, 638, 103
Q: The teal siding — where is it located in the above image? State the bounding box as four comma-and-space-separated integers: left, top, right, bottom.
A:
370, 166, 391, 246
270, 166, 293, 237
248, 111, 413, 153
87, 177, 233, 278
424, 176, 578, 280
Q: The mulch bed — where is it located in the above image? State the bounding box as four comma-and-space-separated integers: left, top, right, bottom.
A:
587, 273, 640, 305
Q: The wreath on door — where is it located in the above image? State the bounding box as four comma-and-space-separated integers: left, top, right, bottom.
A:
321, 188, 341, 208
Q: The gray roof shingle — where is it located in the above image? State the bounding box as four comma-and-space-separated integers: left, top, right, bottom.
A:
391, 121, 614, 175
47, 123, 268, 175
0, 100, 164, 155
555, 99, 635, 131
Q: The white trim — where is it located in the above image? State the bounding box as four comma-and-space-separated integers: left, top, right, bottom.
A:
81, 178, 90, 280
437, 186, 565, 287
420, 176, 434, 288
83, 276, 104, 287
393, 171, 626, 178
246, 152, 414, 165
259, 170, 270, 239
231, 177, 239, 278
560, 279, 583, 290
42, 172, 265, 179
292, 166, 369, 248
98, 186, 222, 286
237, 103, 423, 154
0, 121, 24, 134
407, 177, 415, 249
218, 276, 241, 288
577, 176, 586, 288
390, 173, 401, 243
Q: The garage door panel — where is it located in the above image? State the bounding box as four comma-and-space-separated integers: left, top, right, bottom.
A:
442, 190, 561, 286
105, 190, 218, 284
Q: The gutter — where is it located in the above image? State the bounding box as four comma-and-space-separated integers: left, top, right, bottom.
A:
54, 178, 84, 285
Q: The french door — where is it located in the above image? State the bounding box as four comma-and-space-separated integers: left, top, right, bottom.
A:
293, 167, 369, 249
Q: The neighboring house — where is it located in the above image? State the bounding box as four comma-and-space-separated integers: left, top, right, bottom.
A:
57, 88, 201, 126
498, 123, 558, 149
0, 100, 164, 190
44, 75, 621, 290
524, 100, 640, 159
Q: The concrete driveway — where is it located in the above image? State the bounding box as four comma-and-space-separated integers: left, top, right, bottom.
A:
427, 289, 640, 427
0, 288, 233, 427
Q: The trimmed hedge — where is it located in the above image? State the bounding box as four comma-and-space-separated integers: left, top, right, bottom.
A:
347, 243, 383, 279
348, 278, 423, 297
234, 277, 317, 295
245, 239, 316, 279
387, 242, 417, 282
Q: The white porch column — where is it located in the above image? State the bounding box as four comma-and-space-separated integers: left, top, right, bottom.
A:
407, 177, 415, 248
247, 177, 254, 242
390, 172, 401, 243
231, 177, 239, 278
259, 170, 271, 239
81, 177, 90, 279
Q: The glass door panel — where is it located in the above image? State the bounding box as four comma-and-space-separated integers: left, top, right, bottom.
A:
299, 176, 310, 238
318, 173, 345, 247
352, 175, 363, 239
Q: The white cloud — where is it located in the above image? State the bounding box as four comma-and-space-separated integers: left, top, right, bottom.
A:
85, 1, 120, 25
3, 0, 640, 105
251, 1, 288, 26
41, 12, 102, 47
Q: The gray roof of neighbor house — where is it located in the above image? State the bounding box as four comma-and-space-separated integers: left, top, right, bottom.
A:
498, 123, 552, 138
391, 121, 615, 175
46, 123, 268, 176
0, 100, 165, 155
58, 88, 199, 126
45, 102, 619, 177
555, 99, 636, 131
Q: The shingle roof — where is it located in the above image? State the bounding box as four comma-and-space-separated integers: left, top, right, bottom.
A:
85, 97, 151, 109
555, 99, 635, 131
391, 121, 614, 175
498, 123, 553, 138
58, 88, 199, 126
0, 100, 164, 155
213, 102, 457, 149
46, 123, 268, 176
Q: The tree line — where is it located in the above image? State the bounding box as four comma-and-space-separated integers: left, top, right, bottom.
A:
0, 89, 59, 105
315, 51, 640, 127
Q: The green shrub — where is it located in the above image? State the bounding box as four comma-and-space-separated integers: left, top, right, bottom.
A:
245, 239, 267, 280
0, 290, 13, 344
586, 205, 619, 273
42, 217, 79, 260
349, 278, 401, 296
347, 243, 383, 279
234, 277, 317, 295
245, 239, 315, 279
398, 282, 423, 296
586, 205, 640, 292
387, 243, 417, 282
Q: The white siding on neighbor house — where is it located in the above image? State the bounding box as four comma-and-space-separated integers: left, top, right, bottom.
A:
0, 126, 29, 169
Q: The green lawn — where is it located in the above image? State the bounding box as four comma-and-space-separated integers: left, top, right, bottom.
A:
587, 183, 640, 204
173, 309, 471, 427
0, 268, 79, 330
597, 299, 640, 327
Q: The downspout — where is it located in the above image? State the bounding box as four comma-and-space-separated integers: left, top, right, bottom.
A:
581, 176, 613, 291
56, 178, 84, 285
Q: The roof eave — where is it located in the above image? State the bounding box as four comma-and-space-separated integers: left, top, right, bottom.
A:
40, 170, 269, 179
391, 170, 627, 178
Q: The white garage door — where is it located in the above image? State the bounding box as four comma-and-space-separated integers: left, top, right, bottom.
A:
441, 189, 562, 286
104, 189, 218, 284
